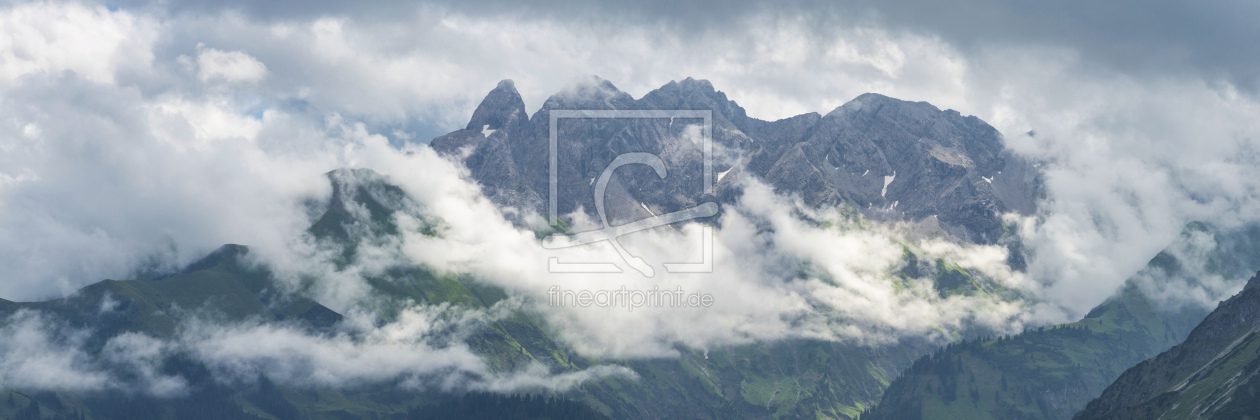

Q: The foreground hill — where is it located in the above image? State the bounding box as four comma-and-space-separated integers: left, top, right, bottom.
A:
1076, 272, 1260, 419
863, 223, 1260, 420
0, 170, 590, 419
0, 168, 1008, 419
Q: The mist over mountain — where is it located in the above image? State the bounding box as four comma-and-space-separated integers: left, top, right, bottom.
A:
3, 1, 1260, 419
0, 75, 1050, 418
2, 74, 1254, 419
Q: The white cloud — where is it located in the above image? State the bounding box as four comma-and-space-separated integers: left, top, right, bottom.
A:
0, 310, 108, 392
101, 332, 189, 397
182, 305, 497, 389
371, 150, 1032, 356
0, 2, 156, 85
150, 97, 264, 144
954, 48, 1260, 321
193, 44, 267, 83
0, 303, 634, 394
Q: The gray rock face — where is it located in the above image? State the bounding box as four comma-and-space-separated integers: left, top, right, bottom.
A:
770, 93, 1038, 243
430, 80, 539, 212
432, 76, 1041, 244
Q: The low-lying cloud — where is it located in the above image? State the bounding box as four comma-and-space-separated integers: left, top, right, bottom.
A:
0, 300, 636, 395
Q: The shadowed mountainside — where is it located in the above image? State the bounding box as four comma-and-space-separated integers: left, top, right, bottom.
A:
1076, 271, 1260, 420
863, 223, 1260, 420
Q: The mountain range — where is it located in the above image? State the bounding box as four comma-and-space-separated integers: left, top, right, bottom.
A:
1, 77, 1255, 420
431, 77, 1040, 246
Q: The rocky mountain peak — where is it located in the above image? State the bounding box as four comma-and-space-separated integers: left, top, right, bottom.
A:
640, 77, 750, 130
658, 77, 718, 97
539, 75, 635, 111
466, 79, 528, 135
433, 77, 1042, 245
826, 92, 930, 118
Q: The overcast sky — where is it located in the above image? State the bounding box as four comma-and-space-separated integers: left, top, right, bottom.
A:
1, 0, 1259, 321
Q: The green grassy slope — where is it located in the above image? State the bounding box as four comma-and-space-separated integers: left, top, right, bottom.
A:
0, 244, 339, 347
570, 338, 936, 420
863, 286, 1206, 420
863, 223, 1260, 420
1075, 271, 1260, 420
0, 244, 593, 420
0, 169, 605, 419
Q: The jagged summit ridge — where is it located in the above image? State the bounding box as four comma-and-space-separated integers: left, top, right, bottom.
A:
432, 76, 1042, 244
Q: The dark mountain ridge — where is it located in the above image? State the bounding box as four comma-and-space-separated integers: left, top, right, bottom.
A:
863, 222, 1260, 420
1076, 271, 1260, 419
